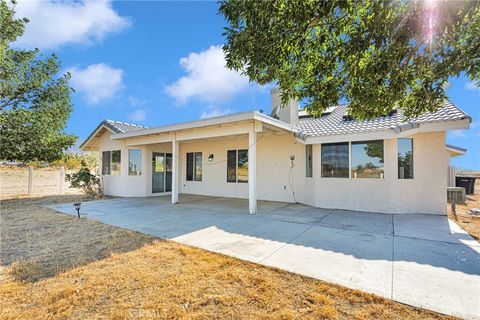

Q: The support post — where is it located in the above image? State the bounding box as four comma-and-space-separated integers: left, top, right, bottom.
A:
28, 166, 33, 196
248, 124, 257, 214
171, 135, 179, 205
59, 166, 65, 195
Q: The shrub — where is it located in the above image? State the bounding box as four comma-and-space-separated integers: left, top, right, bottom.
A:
65, 161, 103, 197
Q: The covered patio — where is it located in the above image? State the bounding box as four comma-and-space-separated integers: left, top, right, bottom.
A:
106, 112, 301, 214
49, 195, 480, 319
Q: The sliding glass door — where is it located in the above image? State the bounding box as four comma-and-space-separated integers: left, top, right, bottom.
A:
152, 152, 172, 193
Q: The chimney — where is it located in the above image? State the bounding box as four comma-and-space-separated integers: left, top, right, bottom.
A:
270, 87, 299, 125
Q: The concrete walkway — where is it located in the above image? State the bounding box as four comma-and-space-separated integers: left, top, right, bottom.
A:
49, 195, 480, 319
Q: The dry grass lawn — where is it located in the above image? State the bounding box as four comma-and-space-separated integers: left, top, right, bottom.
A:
448, 180, 480, 241
0, 196, 456, 319
0, 195, 156, 281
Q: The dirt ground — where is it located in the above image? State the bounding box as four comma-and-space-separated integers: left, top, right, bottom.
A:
448, 180, 480, 241
0, 196, 455, 320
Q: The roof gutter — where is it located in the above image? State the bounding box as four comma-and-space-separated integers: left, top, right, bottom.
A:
111, 111, 298, 140
393, 122, 420, 134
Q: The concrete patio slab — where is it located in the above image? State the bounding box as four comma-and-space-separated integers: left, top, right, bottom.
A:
394, 213, 480, 247
317, 209, 394, 236
260, 225, 393, 298
393, 237, 480, 319
48, 195, 480, 319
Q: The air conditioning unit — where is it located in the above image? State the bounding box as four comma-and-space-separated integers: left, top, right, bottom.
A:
447, 187, 466, 204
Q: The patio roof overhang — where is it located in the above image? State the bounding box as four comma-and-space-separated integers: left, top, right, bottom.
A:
111, 111, 299, 146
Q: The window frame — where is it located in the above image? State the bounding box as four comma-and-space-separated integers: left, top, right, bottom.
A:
102, 150, 122, 176
102, 151, 111, 175
226, 149, 248, 183
111, 150, 121, 176
306, 144, 313, 178
128, 149, 143, 176
320, 142, 350, 178
397, 138, 414, 179
350, 140, 385, 179
186, 152, 202, 181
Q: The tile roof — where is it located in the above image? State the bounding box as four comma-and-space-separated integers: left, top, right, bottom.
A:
79, 120, 147, 150
103, 119, 148, 133
296, 101, 470, 137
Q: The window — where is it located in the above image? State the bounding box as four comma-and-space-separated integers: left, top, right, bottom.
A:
306, 145, 313, 177
227, 149, 248, 183
186, 152, 202, 181
351, 140, 384, 178
128, 149, 142, 176
237, 150, 248, 183
398, 138, 414, 179
111, 150, 121, 176
102, 151, 111, 175
227, 150, 237, 182
321, 143, 349, 178
102, 150, 121, 175
186, 153, 194, 181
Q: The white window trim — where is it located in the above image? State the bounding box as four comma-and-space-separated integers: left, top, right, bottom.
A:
397, 138, 415, 180
319, 140, 386, 180
227, 149, 248, 183
186, 152, 202, 182
306, 144, 313, 178
128, 148, 143, 176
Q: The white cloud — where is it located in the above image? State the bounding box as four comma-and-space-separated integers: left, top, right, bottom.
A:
13, 0, 130, 49
200, 106, 232, 119
449, 130, 468, 138
128, 109, 146, 122
465, 81, 480, 92
128, 96, 146, 107
67, 63, 124, 104
165, 45, 252, 104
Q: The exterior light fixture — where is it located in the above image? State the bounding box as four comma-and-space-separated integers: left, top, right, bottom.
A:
73, 202, 81, 219
208, 154, 214, 162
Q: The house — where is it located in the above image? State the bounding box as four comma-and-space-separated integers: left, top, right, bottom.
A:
80, 88, 471, 215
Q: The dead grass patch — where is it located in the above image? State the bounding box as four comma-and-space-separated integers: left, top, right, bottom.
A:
0, 195, 455, 319
0, 195, 156, 282
448, 181, 480, 241
0, 241, 455, 319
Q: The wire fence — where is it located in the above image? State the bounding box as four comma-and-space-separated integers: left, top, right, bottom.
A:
0, 166, 83, 200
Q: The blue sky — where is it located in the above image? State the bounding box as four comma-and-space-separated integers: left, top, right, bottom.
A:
13, 1, 480, 170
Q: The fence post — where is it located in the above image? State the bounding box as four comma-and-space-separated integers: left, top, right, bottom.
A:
27, 166, 33, 196
451, 192, 457, 220
59, 166, 65, 195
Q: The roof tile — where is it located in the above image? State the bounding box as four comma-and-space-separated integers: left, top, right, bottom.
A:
296, 101, 470, 137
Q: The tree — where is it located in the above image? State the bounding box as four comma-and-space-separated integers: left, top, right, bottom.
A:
0, 0, 76, 162
220, 0, 480, 119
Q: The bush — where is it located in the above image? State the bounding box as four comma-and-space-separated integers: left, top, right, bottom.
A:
65, 161, 103, 197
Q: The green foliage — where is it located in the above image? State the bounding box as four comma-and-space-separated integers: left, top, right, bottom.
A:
65, 161, 103, 197
364, 142, 384, 163
51, 152, 99, 170
0, 0, 76, 162
220, 0, 480, 119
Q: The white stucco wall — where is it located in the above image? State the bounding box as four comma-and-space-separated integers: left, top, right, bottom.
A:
97, 127, 448, 214
97, 132, 172, 197
179, 133, 305, 203
304, 131, 448, 214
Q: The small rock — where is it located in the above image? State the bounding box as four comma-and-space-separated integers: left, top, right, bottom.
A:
469, 208, 480, 215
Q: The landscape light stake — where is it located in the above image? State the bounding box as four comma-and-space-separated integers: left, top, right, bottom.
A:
73, 202, 82, 219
